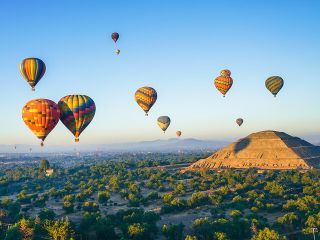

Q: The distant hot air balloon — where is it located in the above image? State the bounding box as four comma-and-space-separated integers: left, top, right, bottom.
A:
111, 32, 119, 43
236, 118, 243, 126
214, 69, 233, 97
135, 87, 157, 116
111, 32, 120, 54
22, 99, 60, 146
58, 95, 96, 142
157, 116, 171, 133
176, 131, 182, 137
265, 76, 284, 97
20, 58, 46, 91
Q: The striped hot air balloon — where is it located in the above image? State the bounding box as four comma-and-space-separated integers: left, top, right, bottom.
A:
157, 116, 171, 133
265, 76, 284, 97
111, 32, 119, 43
58, 95, 96, 142
135, 87, 157, 116
22, 99, 60, 146
214, 69, 233, 97
20, 58, 46, 91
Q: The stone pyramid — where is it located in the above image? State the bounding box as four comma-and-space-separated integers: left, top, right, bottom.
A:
185, 131, 320, 171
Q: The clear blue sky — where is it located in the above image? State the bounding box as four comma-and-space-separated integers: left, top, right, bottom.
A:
0, 0, 320, 145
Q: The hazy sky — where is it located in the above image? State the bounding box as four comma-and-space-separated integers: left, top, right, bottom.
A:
0, 0, 320, 146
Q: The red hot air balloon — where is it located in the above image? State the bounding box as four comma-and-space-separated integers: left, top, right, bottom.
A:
111, 32, 119, 43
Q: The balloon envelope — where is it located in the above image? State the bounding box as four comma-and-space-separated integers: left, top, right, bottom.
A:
214, 69, 233, 97
58, 95, 96, 142
22, 99, 60, 146
135, 87, 157, 116
157, 116, 171, 132
265, 76, 284, 97
20, 58, 46, 91
111, 32, 119, 43
236, 118, 243, 126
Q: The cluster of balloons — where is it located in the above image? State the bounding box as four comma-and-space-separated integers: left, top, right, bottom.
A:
20, 58, 96, 146
134, 86, 179, 134
19, 34, 286, 145
213, 69, 284, 98
213, 69, 284, 127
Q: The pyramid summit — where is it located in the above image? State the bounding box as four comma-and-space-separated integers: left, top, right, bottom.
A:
184, 131, 320, 171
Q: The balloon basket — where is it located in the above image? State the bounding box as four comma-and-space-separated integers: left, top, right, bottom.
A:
75, 138, 79, 142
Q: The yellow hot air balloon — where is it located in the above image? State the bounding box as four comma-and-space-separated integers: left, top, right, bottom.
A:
134, 87, 157, 116
265, 76, 284, 97
157, 116, 171, 133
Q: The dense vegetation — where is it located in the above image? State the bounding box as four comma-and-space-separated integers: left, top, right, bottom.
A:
0, 153, 319, 239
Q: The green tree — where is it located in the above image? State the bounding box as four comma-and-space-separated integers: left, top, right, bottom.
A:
162, 223, 184, 240
127, 223, 146, 239
251, 228, 286, 240
44, 218, 75, 240
98, 191, 110, 204
39, 208, 56, 221
4, 226, 23, 240
214, 232, 229, 240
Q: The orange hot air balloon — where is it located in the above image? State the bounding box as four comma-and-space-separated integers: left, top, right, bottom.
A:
214, 69, 233, 97
22, 99, 60, 146
176, 131, 182, 137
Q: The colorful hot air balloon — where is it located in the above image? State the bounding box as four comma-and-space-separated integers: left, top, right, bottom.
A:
214, 69, 233, 97
111, 32, 119, 43
135, 87, 157, 116
22, 99, 60, 146
157, 116, 171, 133
176, 131, 182, 137
236, 118, 243, 126
20, 58, 46, 91
58, 95, 96, 142
265, 76, 284, 97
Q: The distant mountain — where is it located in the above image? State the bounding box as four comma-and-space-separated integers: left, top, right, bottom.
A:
0, 138, 228, 154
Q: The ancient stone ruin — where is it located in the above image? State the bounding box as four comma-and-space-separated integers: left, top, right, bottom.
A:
184, 131, 320, 171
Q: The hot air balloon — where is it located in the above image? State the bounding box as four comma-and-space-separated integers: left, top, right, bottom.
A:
20, 58, 46, 91
265, 76, 284, 97
176, 131, 182, 137
58, 95, 96, 142
111, 32, 120, 54
157, 116, 171, 133
236, 118, 243, 126
22, 99, 60, 146
111, 32, 119, 43
214, 69, 233, 97
135, 87, 157, 116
